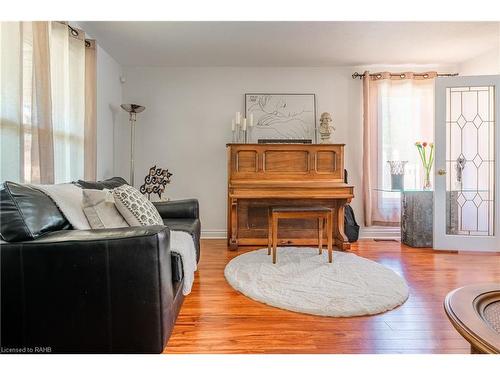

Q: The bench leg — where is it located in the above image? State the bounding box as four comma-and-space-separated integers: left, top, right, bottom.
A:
272, 216, 278, 264
327, 211, 333, 263
318, 217, 323, 255
267, 209, 272, 256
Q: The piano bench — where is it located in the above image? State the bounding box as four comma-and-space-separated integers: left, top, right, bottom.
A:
267, 206, 334, 264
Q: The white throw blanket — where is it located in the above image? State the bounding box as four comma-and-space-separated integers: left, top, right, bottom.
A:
170, 230, 198, 295
31, 183, 197, 295
31, 183, 91, 229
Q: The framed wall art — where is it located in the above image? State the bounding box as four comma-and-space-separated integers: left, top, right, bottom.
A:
245, 93, 317, 143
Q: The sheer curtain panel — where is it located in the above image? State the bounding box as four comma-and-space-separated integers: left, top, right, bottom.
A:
0, 21, 97, 184
362, 71, 435, 226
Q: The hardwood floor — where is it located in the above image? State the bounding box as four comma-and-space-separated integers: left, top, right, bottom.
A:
164, 239, 500, 354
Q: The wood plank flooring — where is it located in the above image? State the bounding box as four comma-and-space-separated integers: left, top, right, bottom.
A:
164, 239, 500, 354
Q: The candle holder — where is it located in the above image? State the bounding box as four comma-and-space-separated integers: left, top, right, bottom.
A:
240, 128, 247, 143
231, 112, 251, 143
246, 126, 252, 143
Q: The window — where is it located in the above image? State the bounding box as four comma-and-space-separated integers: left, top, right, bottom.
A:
363, 73, 435, 225
378, 79, 434, 191
0, 21, 96, 184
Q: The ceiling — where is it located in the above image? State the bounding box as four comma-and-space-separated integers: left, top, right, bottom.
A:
79, 21, 500, 67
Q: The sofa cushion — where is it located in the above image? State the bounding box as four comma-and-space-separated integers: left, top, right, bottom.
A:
74, 177, 128, 190
0, 181, 71, 242
113, 185, 163, 226
82, 189, 129, 229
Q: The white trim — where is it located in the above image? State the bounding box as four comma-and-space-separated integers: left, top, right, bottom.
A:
201, 227, 401, 240
201, 229, 227, 239
359, 226, 400, 240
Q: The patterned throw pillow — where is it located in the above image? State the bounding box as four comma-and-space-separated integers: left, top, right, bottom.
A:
112, 185, 163, 226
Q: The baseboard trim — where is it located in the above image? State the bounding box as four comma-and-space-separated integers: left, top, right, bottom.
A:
359, 226, 400, 240
201, 229, 227, 239
201, 227, 401, 240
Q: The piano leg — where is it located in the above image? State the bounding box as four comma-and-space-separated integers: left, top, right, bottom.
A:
229, 198, 238, 251
334, 199, 351, 251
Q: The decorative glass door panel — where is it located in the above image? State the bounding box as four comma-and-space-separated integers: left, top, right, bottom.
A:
445, 86, 495, 236
435, 75, 500, 252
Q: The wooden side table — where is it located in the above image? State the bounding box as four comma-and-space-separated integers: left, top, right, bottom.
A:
268, 206, 333, 264
444, 283, 500, 353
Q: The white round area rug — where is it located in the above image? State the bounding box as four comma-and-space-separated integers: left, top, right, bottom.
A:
224, 247, 409, 317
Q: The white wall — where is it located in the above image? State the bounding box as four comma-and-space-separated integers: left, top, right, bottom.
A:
120, 67, 363, 236
458, 47, 500, 75
95, 46, 123, 179
458, 22, 499, 75
118, 64, 457, 238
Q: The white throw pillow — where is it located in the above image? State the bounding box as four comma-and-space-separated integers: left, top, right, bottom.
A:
113, 185, 163, 226
82, 189, 129, 229
31, 183, 91, 230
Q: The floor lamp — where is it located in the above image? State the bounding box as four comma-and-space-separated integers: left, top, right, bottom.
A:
120, 104, 146, 186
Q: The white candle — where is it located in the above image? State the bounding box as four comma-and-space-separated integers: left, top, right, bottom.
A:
236, 112, 241, 125
231, 119, 235, 131
242, 118, 247, 131
249, 113, 254, 127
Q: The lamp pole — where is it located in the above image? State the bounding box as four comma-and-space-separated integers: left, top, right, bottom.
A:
120, 104, 146, 187
129, 111, 136, 186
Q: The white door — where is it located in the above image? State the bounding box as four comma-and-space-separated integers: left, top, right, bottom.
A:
434, 75, 500, 252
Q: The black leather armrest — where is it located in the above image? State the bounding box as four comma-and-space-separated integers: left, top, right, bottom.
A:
27, 226, 167, 244
153, 199, 199, 219
1, 226, 175, 353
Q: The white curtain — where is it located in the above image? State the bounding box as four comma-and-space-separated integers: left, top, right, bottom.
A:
0, 22, 23, 183
363, 72, 435, 225
0, 21, 96, 184
50, 22, 86, 183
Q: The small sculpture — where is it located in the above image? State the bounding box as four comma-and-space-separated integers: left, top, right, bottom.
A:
139, 165, 173, 201
319, 112, 335, 143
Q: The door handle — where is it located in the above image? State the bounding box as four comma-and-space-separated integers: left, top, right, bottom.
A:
438, 168, 446, 176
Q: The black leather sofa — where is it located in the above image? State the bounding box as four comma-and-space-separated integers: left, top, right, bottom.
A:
0, 178, 200, 353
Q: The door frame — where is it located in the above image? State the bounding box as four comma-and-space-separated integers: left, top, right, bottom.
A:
434, 75, 500, 252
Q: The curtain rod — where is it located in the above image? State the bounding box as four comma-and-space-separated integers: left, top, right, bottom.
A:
352, 72, 459, 79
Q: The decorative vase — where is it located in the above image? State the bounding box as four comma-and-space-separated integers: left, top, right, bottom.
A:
423, 170, 432, 190
387, 161, 408, 190
415, 141, 435, 191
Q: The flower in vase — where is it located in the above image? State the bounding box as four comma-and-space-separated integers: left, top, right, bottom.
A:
415, 141, 435, 190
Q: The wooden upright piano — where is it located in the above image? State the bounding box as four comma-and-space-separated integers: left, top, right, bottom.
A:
227, 143, 354, 251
